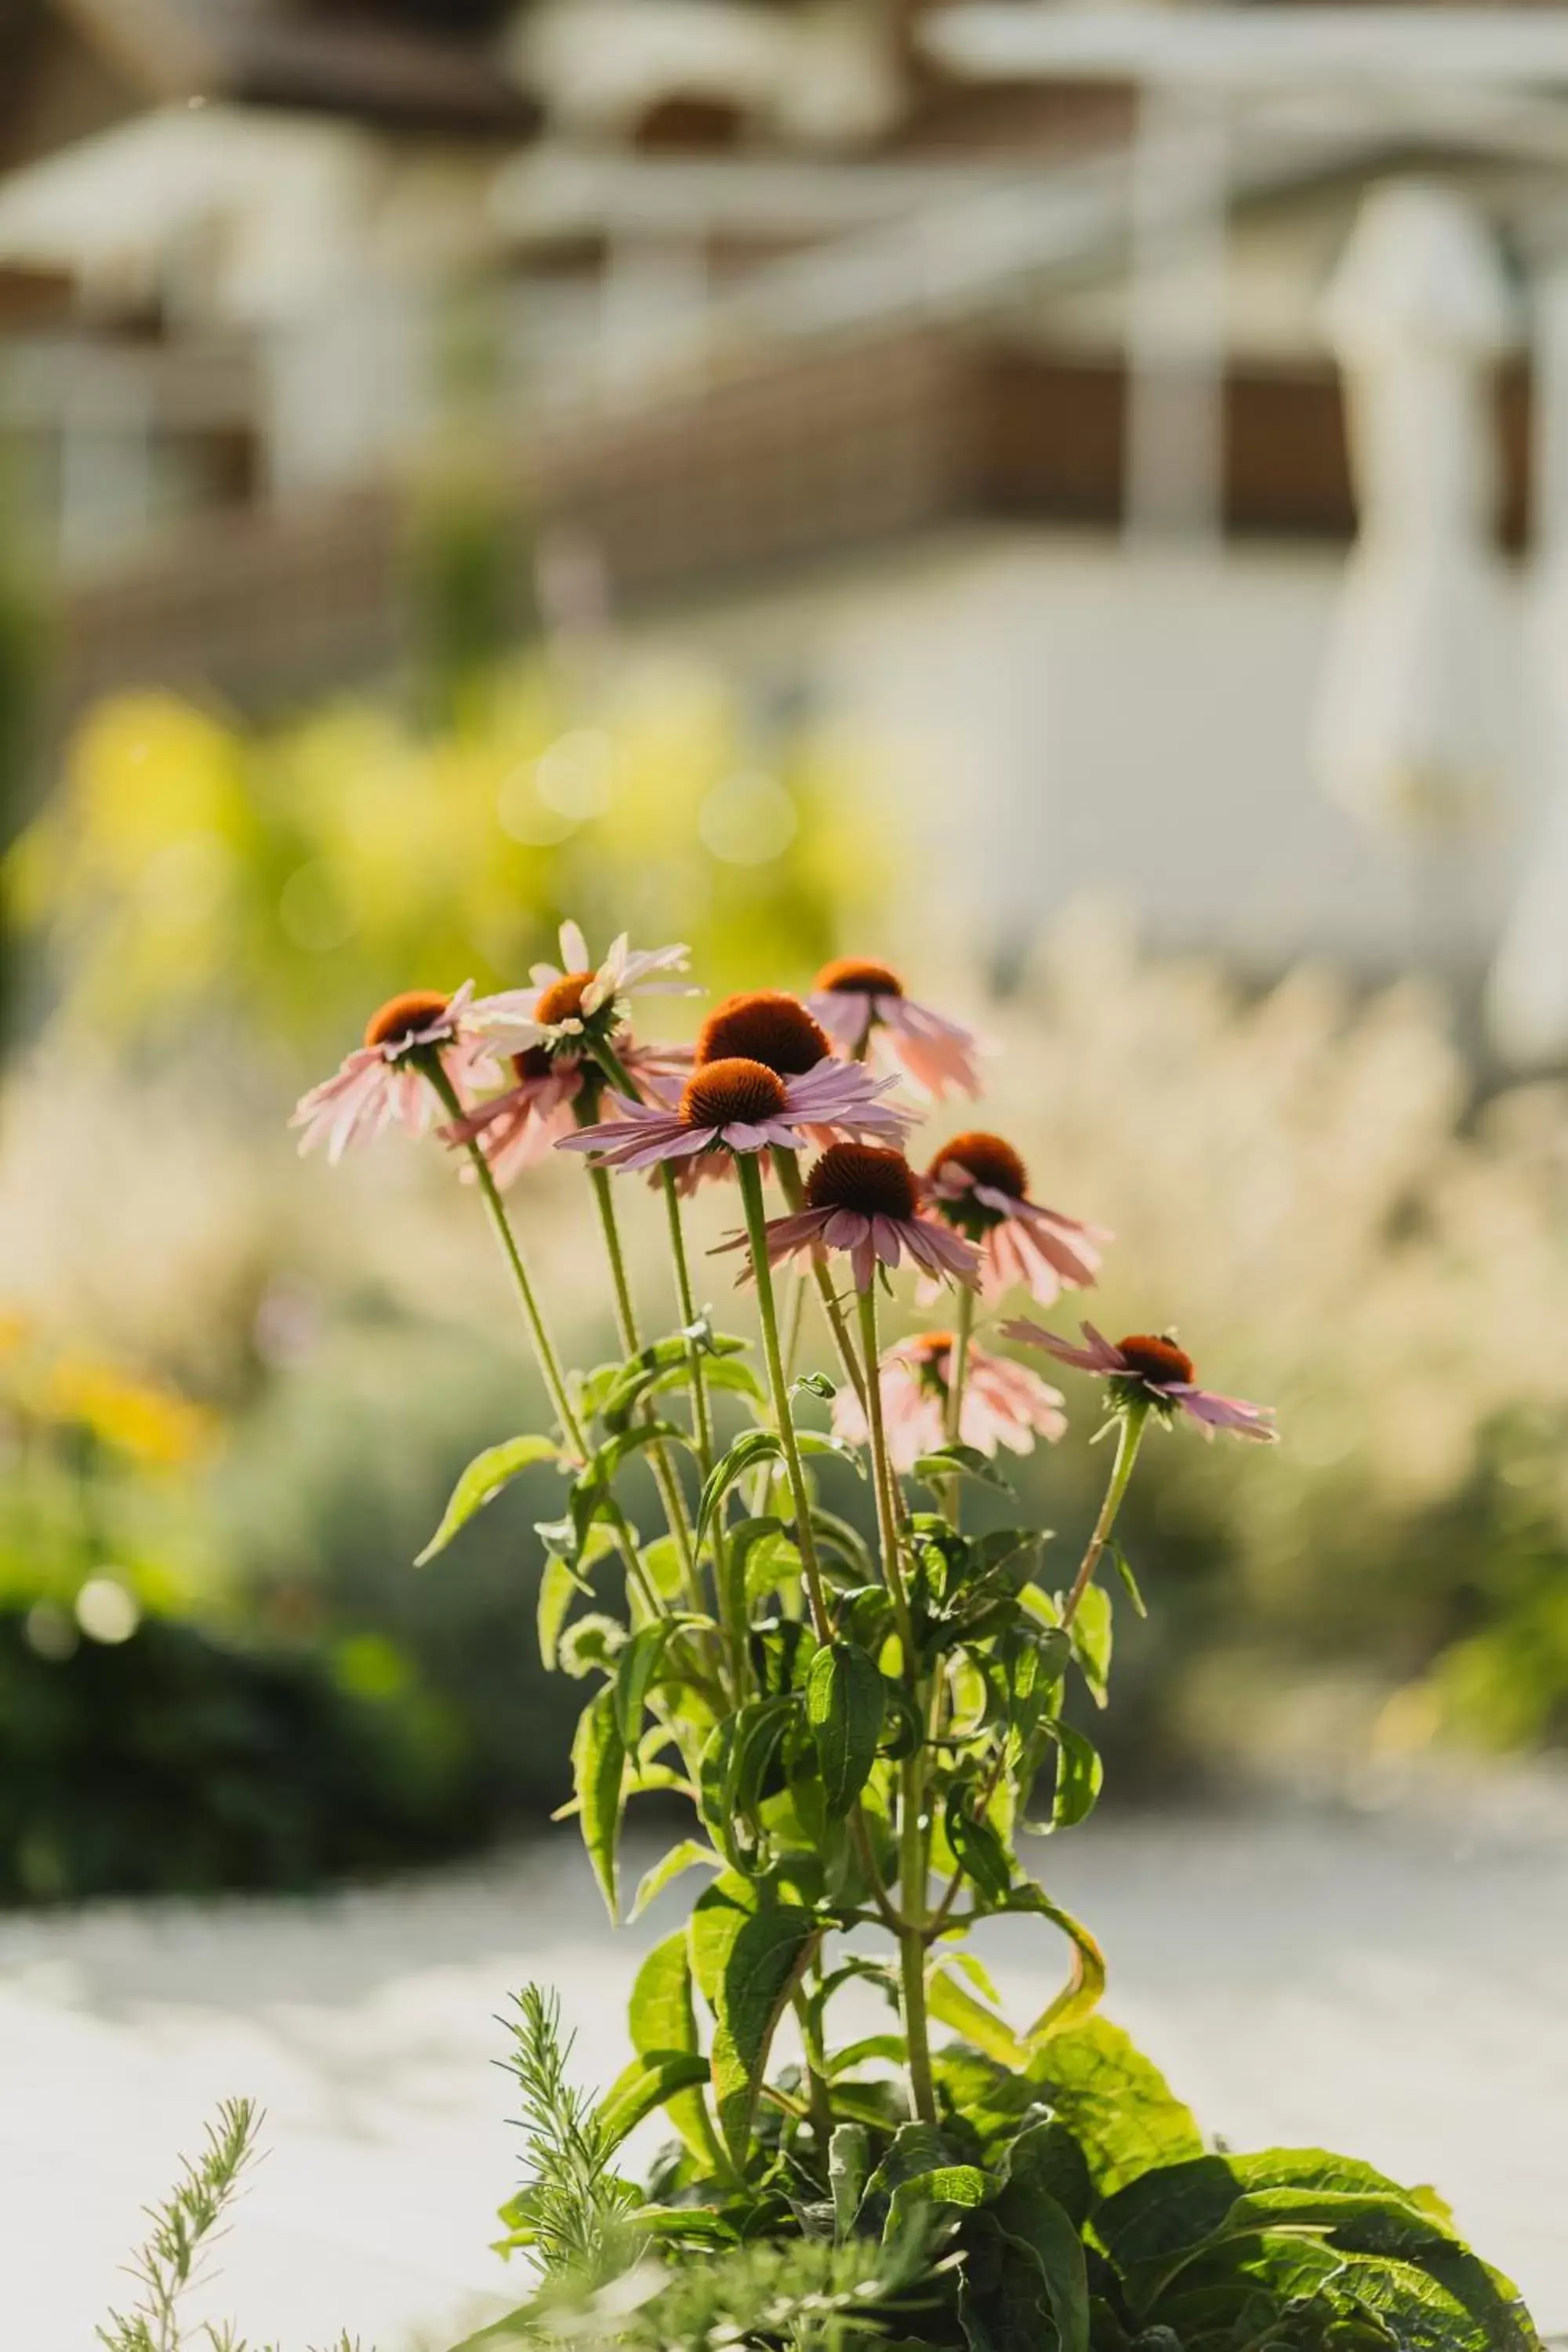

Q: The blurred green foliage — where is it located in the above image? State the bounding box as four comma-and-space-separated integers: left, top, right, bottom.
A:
0, 642, 878, 1900
7, 650, 883, 1056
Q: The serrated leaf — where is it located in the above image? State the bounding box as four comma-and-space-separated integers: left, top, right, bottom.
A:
689, 1871, 820, 2160
912, 1444, 1014, 1494
1024, 2017, 1202, 2198
805, 1641, 885, 1818
572, 1686, 626, 1922
416, 1433, 561, 1565
629, 1838, 721, 1923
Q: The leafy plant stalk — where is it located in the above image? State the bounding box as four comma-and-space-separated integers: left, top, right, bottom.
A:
736, 1151, 831, 1640
1063, 1399, 1149, 1630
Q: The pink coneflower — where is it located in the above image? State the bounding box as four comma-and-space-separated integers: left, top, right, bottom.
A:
469, 920, 697, 1057
558, 1055, 906, 1176
808, 956, 982, 1099
292, 985, 500, 1162
1004, 1320, 1278, 1443
728, 1143, 982, 1295
443, 1036, 691, 1189
924, 1131, 1108, 1305
833, 1329, 1066, 1470
651, 989, 916, 1192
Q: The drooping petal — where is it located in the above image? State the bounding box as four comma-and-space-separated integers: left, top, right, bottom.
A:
559, 919, 590, 972
1169, 1385, 1279, 1443
1003, 1318, 1125, 1374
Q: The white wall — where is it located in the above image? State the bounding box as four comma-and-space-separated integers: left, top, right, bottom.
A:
635, 528, 1536, 982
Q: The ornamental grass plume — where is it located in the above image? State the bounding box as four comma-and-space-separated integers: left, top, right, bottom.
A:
275, 912, 1540, 2352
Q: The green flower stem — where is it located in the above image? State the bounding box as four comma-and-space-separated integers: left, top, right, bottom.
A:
942, 1282, 976, 1526
1062, 1399, 1149, 1630
737, 1151, 831, 1642
586, 1161, 703, 1617
659, 1167, 715, 1478
855, 1285, 916, 1661
855, 1279, 935, 2127
581, 1032, 716, 1479
424, 1058, 584, 1453
423, 1054, 662, 1625
943, 1283, 975, 1446
898, 1758, 937, 2125
793, 1987, 835, 2149
774, 1150, 867, 1412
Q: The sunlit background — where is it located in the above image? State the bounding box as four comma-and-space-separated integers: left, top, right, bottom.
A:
5, 2, 1568, 2344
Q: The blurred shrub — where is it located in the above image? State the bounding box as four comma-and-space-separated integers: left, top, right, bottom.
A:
967, 911, 1568, 1778
5, 649, 884, 1056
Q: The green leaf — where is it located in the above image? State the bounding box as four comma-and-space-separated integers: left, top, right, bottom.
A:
695, 1430, 785, 1550
829, 2122, 869, 2244
945, 1788, 1014, 1903
612, 1615, 702, 1748
912, 1444, 1014, 1494
572, 1686, 626, 1922
628, 1838, 721, 1923
809, 1508, 876, 1583
628, 1928, 728, 2175
689, 1871, 820, 2160
885, 2164, 993, 2246
572, 1421, 690, 1551
537, 1552, 589, 1671
1024, 2017, 1203, 2198
597, 1330, 749, 1431
1045, 1721, 1103, 1829
596, 2049, 713, 2154
927, 1968, 1027, 2071
805, 1641, 885, 1818
1068, 1583, 1112, 1709
1109, 1540, 1147, 1618
1098, 2149, 1540, 2344
416, 1433, 561, 1565
992, 2167, 1090, 2352
791, 1370, 837, 1400
990, 1884, 1106, 2042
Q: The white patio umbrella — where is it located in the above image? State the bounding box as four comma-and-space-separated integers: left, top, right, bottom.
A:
1489, 267, 1568, 1066
1313, 181, 1518, 855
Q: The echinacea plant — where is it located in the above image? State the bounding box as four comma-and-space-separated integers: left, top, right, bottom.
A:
285, 939, 1539, 2352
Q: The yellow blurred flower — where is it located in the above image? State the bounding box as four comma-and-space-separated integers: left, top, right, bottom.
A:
39, 1355, 219, 1470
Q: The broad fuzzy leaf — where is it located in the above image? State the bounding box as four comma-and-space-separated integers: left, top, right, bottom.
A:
1025, 2016, 1203, 2198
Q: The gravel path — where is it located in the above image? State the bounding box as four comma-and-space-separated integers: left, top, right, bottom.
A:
5, 1803, 1566, 2349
